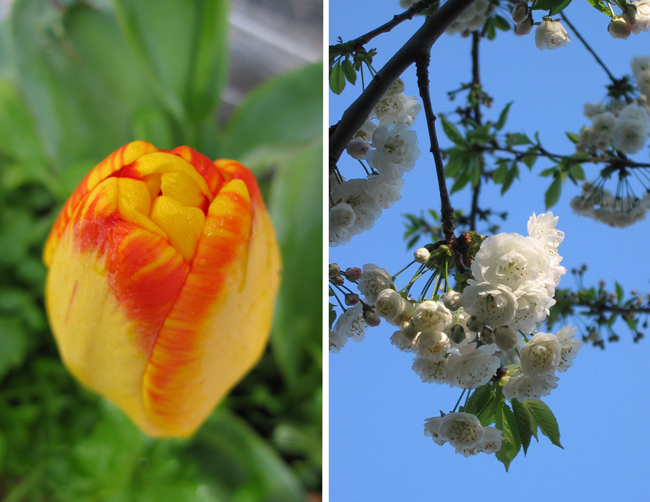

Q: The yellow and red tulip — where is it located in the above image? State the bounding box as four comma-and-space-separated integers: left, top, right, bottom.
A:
43, 141, 281, 437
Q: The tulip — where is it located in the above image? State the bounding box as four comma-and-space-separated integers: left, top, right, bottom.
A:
43, 141, 281, 437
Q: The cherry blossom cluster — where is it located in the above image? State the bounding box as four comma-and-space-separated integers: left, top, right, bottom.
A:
330, 78, 422, 247
330, 212, 583, 457
569, 56, 650, 227
607, 0, 650, 39
571, 181, 650, 227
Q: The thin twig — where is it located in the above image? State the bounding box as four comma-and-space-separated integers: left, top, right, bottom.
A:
416, 53, 456, 243
560, 13, 618, 85
329, 0, 478, 171
350, 0, 441, 48
469, 31, 482, 231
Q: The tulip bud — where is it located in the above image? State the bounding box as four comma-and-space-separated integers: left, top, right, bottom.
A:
43, 142, 281, 437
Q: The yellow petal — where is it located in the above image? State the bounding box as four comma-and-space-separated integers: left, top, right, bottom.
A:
150, 195, 206, 263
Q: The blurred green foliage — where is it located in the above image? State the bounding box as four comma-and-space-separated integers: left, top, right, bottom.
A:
0, 0, 322, 500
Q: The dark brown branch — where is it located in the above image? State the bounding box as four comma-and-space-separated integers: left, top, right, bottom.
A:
469, 31, 481, 231
351, 0, 441, 49
329, 0, 478, 171
415, 54, 456, 244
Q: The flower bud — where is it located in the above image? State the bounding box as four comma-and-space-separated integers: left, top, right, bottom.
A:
329, 263, 341, 278
442, 290, 462, 311
43, 142, 281, 437
480, 326, 496, 345
535, 19, 571, 50
515, 15, 534, 36
345, 293, 360, 306
363, 308, 381, 327
608, 18, 632, 39
346, 137, 372, 160
414, 247, 431, 264
494, 325, 519, 351
511, 2, 529, 23
449, 324, 466, 345
467, 315, 484, 333
344, 266, 362, 281
402, 321, 419, 341
330, 275, 345, 286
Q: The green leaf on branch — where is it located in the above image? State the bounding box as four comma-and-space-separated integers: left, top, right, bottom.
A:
615, 282, 624, 304
550, 0, 573, 15
440, 115, 465, 145
501, 162, 519, 195
495, 102, 513, 131
506, 133, 532, 146
511, 399, 534, 455
545, 176, 562, 209
495, 401, 521, 472
524, 400, 563, 448
570, 164, 586, 181
329, 61, 345, 95
341, 59, 356, 85
494, 15, 511, 31
585, 0, 611, 15
539, 167, 556, 177
566, 131, 580, 144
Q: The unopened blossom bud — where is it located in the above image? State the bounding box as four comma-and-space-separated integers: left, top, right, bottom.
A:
449, 324, 466, 345
345, 293, 360, 306
364, 308, 381, 327
330, 275, 345, 286
491, 366, 507, 381
346, 137, 372, 160
414, 247, 431, 264
344, 267, 362, 281
511, 2, 529, 23
608, 18, 632, 39
494, 326, 519, 351
329, 263, 341, 278
481, 326, 496, 345
467, 315, 484, 333
516, 15, 534, 36
442, 290, 462, 311
402, 321, 419, 341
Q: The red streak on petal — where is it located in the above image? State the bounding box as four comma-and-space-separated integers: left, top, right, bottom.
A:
143, 181, 253, 430
65, 280, 78, 325
170, 146, 224, 196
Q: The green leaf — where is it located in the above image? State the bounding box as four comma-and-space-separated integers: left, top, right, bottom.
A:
585, 0, 611, 14
486, 18, 496, 40
492, 162, 508, 184
329, 60, 345, 95
196, 409, 305, 502
566, 131, 580, 144
506, 132, 532, 146
571, 164, 585, 181
495, 401, 521, 472
440, 115, 465, 145
501, 163, 519, 195
615, 281, 624, 304
495, 102, 512, 131
219, 63, 322, 174
511, 399, 534, 455
450, 171, 471, 194
539, 167, 556, 177
525, 400, 563, 448
523, 152, 537, 170
494, 15, 511, 31
341, 59, 356, 85
550, 0, 573, 15
269, 144, 323, 386
545, 176, 562, 209
113, 0, 230, 128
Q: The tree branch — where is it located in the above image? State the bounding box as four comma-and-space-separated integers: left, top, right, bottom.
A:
469, 31, 481, 231
329, 0, 478, 172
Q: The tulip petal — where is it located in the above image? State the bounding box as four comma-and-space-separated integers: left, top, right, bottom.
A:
47, 177, 192, 435
44, 141, 159, 266
142, 178, 280, 436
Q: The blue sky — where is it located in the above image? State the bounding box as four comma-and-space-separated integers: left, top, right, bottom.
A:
329, 1, 650, 500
